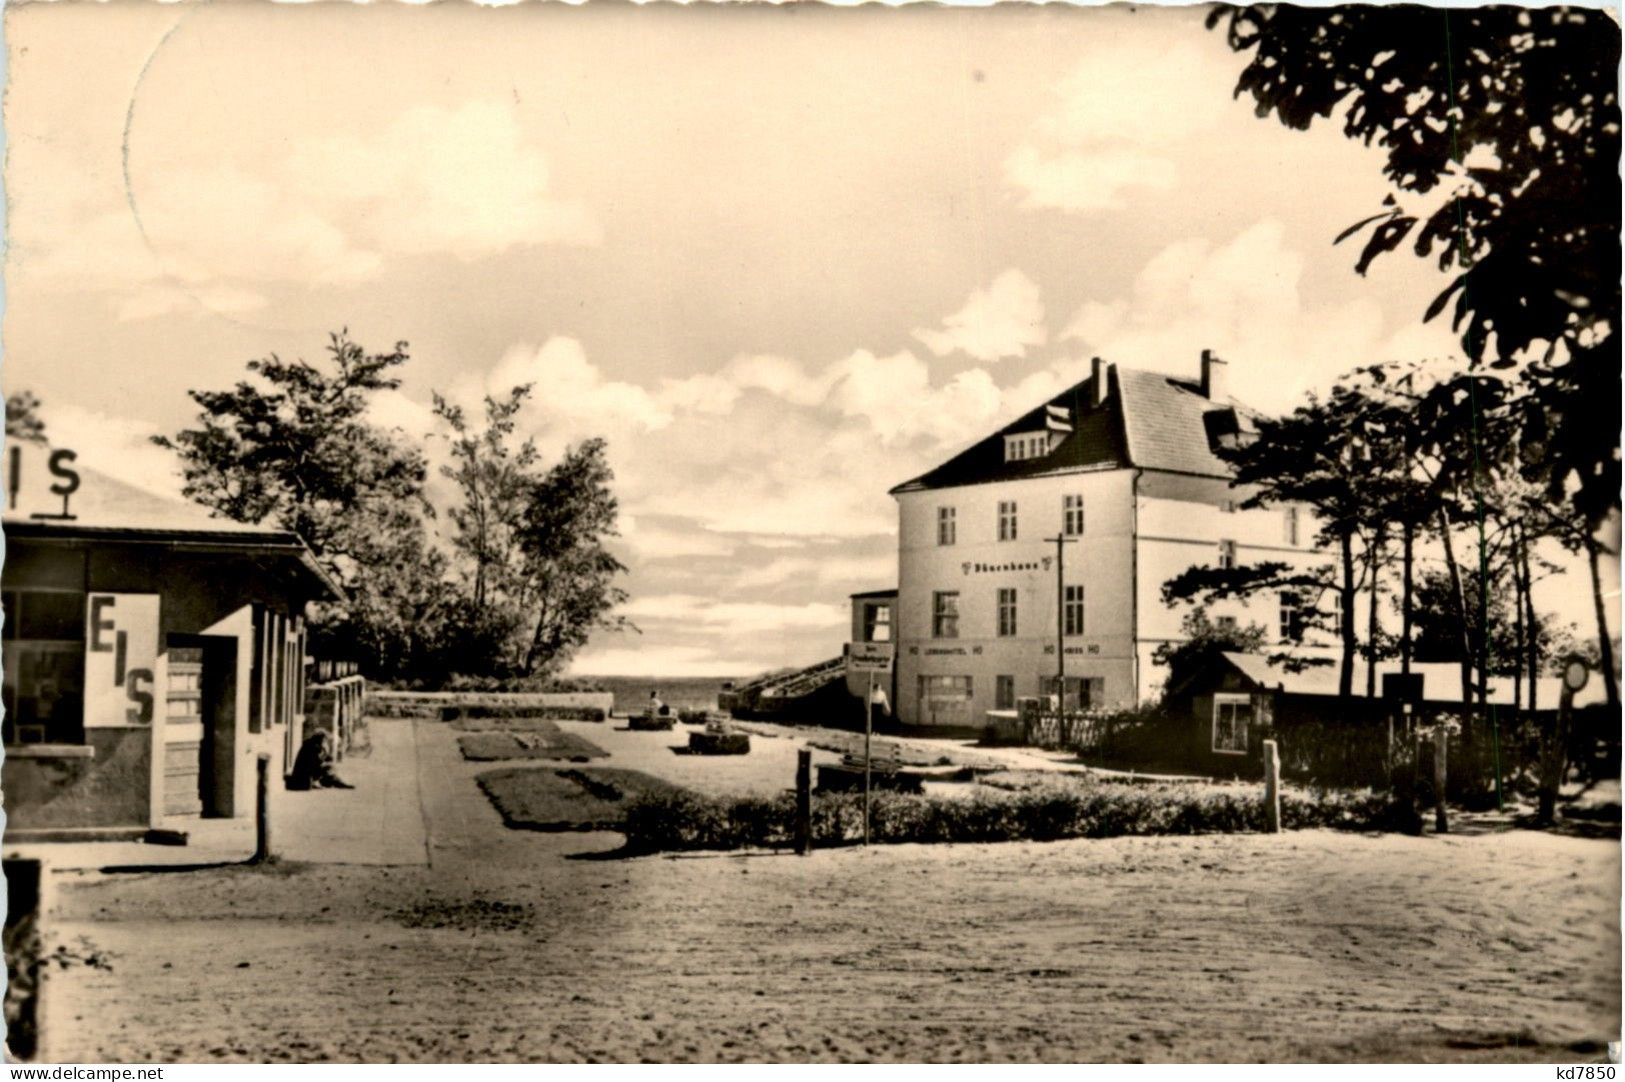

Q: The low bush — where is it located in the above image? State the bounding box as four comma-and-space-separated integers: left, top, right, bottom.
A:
619, 782, 1396, 854
390, 674, 609, 694
628, 714, 677, 731
441, 704, 607, 723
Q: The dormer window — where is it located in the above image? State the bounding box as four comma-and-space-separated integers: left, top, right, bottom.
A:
1004, 431, 1057, 463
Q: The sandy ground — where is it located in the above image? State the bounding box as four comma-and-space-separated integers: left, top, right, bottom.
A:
33, 717, 1623, 1063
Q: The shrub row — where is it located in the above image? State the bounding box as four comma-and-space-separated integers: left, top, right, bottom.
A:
440, 704, 608, 723
619, 783, 1396, 854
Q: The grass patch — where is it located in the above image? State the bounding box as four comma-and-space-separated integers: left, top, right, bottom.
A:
452, 715, 583, 733
458, 729, 609, 762
620, 781, 1399, 853
478, 767, 688, 831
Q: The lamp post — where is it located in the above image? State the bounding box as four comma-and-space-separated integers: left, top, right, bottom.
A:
1044, 534, 1078, 718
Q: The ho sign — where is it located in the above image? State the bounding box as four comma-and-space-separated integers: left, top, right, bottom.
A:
85, 594, 158, 726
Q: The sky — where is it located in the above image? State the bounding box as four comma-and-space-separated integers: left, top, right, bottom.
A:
9, 0, 1595, 679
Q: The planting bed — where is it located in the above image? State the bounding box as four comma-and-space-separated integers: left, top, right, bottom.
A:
477, 767, 688, 831
458, 727, 609, 762
688, 730, 750, 755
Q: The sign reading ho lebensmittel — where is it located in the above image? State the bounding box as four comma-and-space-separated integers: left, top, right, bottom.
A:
847, 641, 895, 674
85, 594, 159, 726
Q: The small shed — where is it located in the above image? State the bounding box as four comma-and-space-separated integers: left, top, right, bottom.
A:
2, 444, 340, 842
1161, 651, 1607, 784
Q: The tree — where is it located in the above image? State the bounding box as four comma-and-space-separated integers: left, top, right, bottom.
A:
1164, 391, 1385, 697
5, 392, 46, 445
154, 332, 443, 678
515, 438, 633, 676
1410, 566, 1520, 674
432, 385, 540, 659
426, 391, 632, 679
1209, 4, 1620, 522
1153, 608, 1268, 699
1209, 5, 1622, 704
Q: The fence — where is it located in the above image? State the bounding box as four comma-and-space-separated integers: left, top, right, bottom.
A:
304, 674, 368, 755
1016, 698, 1167, 760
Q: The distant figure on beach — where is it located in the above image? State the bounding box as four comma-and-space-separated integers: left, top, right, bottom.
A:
287, 730, 353, 791
648, 690, 670, 718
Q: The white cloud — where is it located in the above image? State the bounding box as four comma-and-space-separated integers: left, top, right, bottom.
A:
1060, 219, 1462, 412
567, 645, 777, 679
289, 101, 601, 259
43, 404, 186, 502
14, 101, 598, 318
1003, 145, 1176, 213
1005, 41, 1234, 212
116, 283, 270, 323
731, 552, 895, 592
484, 337, 674, 444
620, 518, 738, 561
912, 269, 1047, 362
619, 594, 848, 635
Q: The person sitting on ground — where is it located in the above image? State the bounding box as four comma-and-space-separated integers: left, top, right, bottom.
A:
287, 730, 354, 791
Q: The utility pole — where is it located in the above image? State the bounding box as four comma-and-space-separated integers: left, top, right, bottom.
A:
1044, 534, 1079, 715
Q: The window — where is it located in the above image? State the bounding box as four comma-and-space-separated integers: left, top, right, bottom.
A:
2, 590, 87, 745
1041, 675, 1105, 713
1278, 591, 1306, 644
937, 506, 956, 546
1063, 494, 1085, 536
1284, 506, 1301, 546
1004, 432, 1049, 462
995, 675, 1016, 711
1217, 539, 1237, 569
996, 588, 1018, 637
932, 591, 959, 639
1212, 694, 1252, 754
863, 604, 892, 643
1214, 615, 1238, 632
918, 675, 974, 725
998, 501, 1018, 542
1063, 585, 1085, 636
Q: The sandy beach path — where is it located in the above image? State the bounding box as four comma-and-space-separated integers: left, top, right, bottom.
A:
38, 718, 1621, 1063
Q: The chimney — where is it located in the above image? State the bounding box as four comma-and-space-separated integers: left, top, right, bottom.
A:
1090, 356, 1108, 407
1201, 349, 1228, 401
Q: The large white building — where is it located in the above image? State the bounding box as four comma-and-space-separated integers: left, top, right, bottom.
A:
885, 352, 1333, 729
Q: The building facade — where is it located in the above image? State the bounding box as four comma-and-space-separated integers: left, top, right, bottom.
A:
2, 443, 338, 840
887, 353, 1335, 729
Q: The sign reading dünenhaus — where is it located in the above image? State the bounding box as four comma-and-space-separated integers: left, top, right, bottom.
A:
847, 641, 895, 674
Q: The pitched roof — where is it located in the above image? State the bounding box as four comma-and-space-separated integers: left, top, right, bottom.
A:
1116, 367, 1253, 479
889, 360, 1249, 495
3, 451, 342, 600
1220, 652, 1608, 711
4, 460, 278, 537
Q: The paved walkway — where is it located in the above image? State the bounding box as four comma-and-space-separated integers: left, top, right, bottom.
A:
6, 720, 430, 870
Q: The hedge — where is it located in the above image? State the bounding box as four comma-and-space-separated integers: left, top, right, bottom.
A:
619, 783, 1397, 853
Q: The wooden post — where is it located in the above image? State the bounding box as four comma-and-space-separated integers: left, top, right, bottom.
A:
1262, 739, 1281, 833
863, 671, 873, 846
1433, 728, 1449, 835
253, 753, 273, 863
1539, 686, 1575, 826
794, 749, 812, 856
3, 857, 46, 1060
